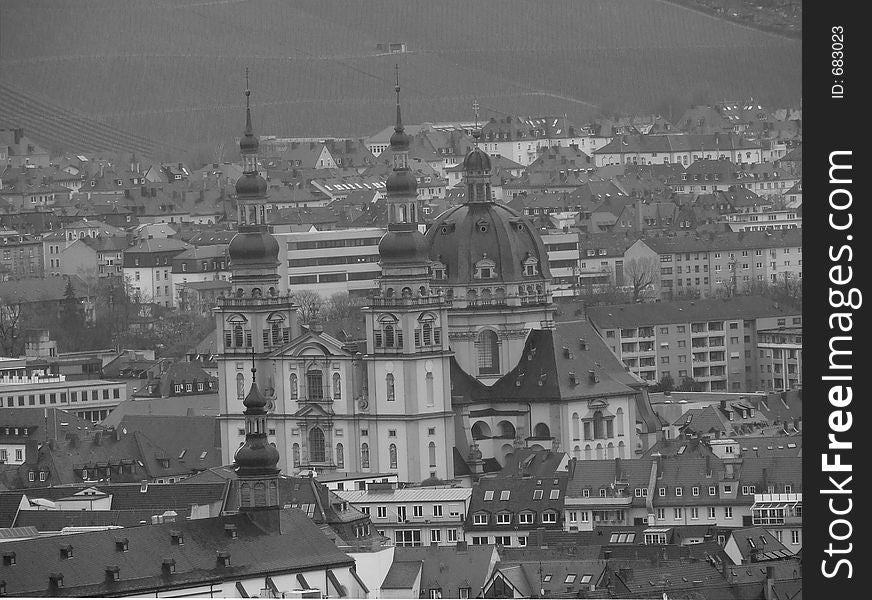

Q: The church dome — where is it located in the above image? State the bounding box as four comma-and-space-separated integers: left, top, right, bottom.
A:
234, 437, 280, 473
385, 169, 417, 197
235, 173, 268, 197
229, 226, 279, 266
463, 147, 491, 172
425, 202, 550, 285
389, 127, 411, 151
379, 223, 429, 265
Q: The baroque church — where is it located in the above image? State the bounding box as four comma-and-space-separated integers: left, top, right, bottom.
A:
217, 82, 662, 483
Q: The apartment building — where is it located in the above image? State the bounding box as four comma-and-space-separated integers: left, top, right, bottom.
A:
586, 297, 801, 392
334, 484, 472, 547
623, 229, 802, 300
563, 451, 801, 552
0, 365, 128, 423
593, 134, 762, 168
541, 231, 580, 296
123, 237, 191, 306
276, 227, 385, 298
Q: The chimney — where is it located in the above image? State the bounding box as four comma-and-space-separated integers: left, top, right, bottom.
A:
761, 468, 768, 491
535, 527, 546, 548
105, 565, 120, 582
765, 566, 776, 600
636, 197, 643, 232
705, 455, 712, 477
656, 455, 663, 478
614, 457, 623, 481
588, 369, 599, 383
93, 431, 103, 446
456, 541, 468, 552
719, 400, 727, 411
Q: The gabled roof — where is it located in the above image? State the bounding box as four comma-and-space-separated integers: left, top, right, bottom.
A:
451, 322, 639, 406
586, 296, 799, 329
381, 560, 422, 589
393, 545, 497, 595
467, 475, 567, 525
0, 508, 352, 597
0, 274, 91, 303
727, 526, 792, 562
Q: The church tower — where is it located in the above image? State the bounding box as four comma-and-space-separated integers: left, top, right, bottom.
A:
360, 74, 455, 481
234, 362, 281, 529
216, 80, 299, 471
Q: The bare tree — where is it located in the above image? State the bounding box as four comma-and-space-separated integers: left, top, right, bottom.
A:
623, 256, 659, 302
0, 298, 24, 357
292, 290, 324, 324
325, 292, 363, 322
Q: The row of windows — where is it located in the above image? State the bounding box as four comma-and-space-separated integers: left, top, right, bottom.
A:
289, 439, 439, 470
3, 388, 121, 407
473, 509, 559, 526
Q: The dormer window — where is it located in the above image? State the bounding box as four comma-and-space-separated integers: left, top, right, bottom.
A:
3, 553, 15, 566
522, 255, 539, 277
60, 545, 73, 559
105, 566, 120, 582
162, 558, 176, 574
170, 531, 184, 545
115, 538, 129, 552
476, 219, 489, 233
474, 256, 496, 280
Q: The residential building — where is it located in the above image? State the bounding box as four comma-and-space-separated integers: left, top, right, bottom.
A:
464, 475, 568, 548
0, 371, 128, 423
541, 231, 580, 296
593, 133, 762, 167
0, 231, 43, 280
123, 238, 191, 306
335, 484, 472, 547
623, 229, 802, 300
586, 297, 802, 391
381, 544, 499, 599
171, 245, 230, 305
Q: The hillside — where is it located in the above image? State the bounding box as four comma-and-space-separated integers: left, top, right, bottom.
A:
0, 0, 801, 160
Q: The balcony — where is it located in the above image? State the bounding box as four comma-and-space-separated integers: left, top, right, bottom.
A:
367, 295, 449, 308
217, 295, 295, 309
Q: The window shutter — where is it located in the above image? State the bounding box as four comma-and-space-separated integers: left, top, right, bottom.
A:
262, 329, 270, 346
245, 332, 252, 347
434, 328, 442, 345
283, 327, 290, 343
374, 331, 383, 347
224, 331, 232, 347
414, 330, 421, 347
396, 330, 403, 347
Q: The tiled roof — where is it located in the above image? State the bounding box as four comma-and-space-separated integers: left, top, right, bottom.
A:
381, 560, 422, 589
466, 475, 567, 528
125, 237, 189, 254
586, 296, 799, 329
498, 449, 567, 478
0, 508, 352, 597
727, 526, 792, 562
638, 228, 801, 254
13, 482, 229, 513
394, 545, 496, 595
566, 458, 654, 502
101, 394, 220, 427
451, 322, 639, 407
334, 487, 472, 504
14, 508, 159, 531
595, 133, 760, 155
0, 274, 91, 303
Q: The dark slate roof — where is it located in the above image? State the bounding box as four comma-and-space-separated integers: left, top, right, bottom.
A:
728, 526, 793, 562
498, 449, 567, 478
380, 560, 422, 589
587, 296, 799, 329
0, 509, 353, 597
452, 323, 638, 406
0, 493, 24, 528
14, 508, 159, 531
566, 458, 654, 506
466, 475, 567, 529
638, 229, 801, 254
0, 275, 91, 303
394, 545, 496, 595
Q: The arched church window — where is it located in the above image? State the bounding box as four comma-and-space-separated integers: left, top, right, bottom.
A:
236, 373, 245, 399
233, 325, 244, 348
616, 408, 625, 436
336, 443, 344, 468
593, 410, 605, 439
533, 423, 551, 438
429, 442, 437, 468
477, 330, 500, 375
361, 443, 370, 468
292, 443, 300, 468
309, 427, 326, 463
290, 373, 298, 400
386, 373, 395, 402
332, 373, 341, 399
389, 444, 398, 469
384, 324, 395, 348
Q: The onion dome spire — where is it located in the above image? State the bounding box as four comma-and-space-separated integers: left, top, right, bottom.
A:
234, 353, 280, 476
239, 68, 259, 164
389, 64, 410, 152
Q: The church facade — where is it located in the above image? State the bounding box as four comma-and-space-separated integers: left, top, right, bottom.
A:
217, 83, 661, 483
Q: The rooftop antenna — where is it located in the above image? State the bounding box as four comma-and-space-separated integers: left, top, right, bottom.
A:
472, 98, 481, 148
394, 63, 402, 131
